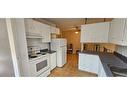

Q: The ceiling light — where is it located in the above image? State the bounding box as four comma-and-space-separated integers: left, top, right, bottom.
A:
75, 32, 79, 34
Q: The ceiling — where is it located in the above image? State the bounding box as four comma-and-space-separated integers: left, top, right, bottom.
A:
43, 18, 113, 31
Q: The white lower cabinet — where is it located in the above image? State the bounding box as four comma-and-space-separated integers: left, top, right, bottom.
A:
78, 53, 107, 77
98, 61, 107, 77
49, 52, 57, 70
99, 66, 107, 77
78, 53, 99, 74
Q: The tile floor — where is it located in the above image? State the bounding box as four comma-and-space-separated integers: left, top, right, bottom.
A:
49, 54, 97, 77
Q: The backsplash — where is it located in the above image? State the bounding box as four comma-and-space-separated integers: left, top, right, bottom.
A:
116, 45, 127, 57
113, 45, 127, 63
26, 39, 49, 53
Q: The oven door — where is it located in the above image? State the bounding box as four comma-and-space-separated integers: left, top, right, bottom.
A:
29, 55, 50, 76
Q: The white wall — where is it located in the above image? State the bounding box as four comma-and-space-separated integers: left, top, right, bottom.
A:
116, 46, 127, 57
0, 19, 15, 77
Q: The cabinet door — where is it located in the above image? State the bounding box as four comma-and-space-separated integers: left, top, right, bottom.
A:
33, 20, 43, 35
98, 61, 102, 76
89, 55, 99, 74
25, 19, 42, 36
25, 19, 35, 36
109, 20, 115, 43
50, 53, 57, 70
93, 22, 109, 43
122, 19, 127, 45
78, 54, 91, 72
81, 25, 93, 42
42, 24, 51, 42
51, 26, 60, 34
98, 62, 107, 77
109, 18, 126, 45
50, 26, 56, 34
55, 28, 60, 34
100, 66, 107, 77
80, 22, 110, 43
78, 54, 99, 74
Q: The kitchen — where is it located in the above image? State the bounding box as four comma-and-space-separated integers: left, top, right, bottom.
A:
79, 18, 127, 77
0, 18, 67, 77
1, 1, 127, 95
0, 18, 127, 77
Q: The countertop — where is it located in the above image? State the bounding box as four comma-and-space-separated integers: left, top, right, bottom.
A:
40, 49, 56, 54
79, 51, 127, 77
47, 50, 56, 54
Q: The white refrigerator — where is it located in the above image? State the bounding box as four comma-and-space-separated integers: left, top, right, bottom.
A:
51, 38, 67, 67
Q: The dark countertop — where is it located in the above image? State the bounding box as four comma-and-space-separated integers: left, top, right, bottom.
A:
79, 51, 127, 77
47, 50, 56, 54
40, 49, 56, 54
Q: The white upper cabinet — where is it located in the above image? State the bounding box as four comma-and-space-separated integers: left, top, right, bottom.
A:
50, 26, 55, 34
25, 19, 42, 38
81, 19, 127, 46
41, 23, 51, 42
123, 20, 127, 45
81, 22, 110, 43
50, 26, 60, 34
78, 53, 99, 74
56, 28, 60, 34
25, 19, 51, 42
109, 18, 127, 46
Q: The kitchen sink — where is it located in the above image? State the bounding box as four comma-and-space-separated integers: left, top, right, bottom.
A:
108, 64, 127, 77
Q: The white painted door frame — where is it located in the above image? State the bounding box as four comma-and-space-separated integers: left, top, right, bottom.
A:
6, 18, 20, 77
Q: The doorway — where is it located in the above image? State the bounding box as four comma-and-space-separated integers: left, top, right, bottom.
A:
62, 30, 81, 54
